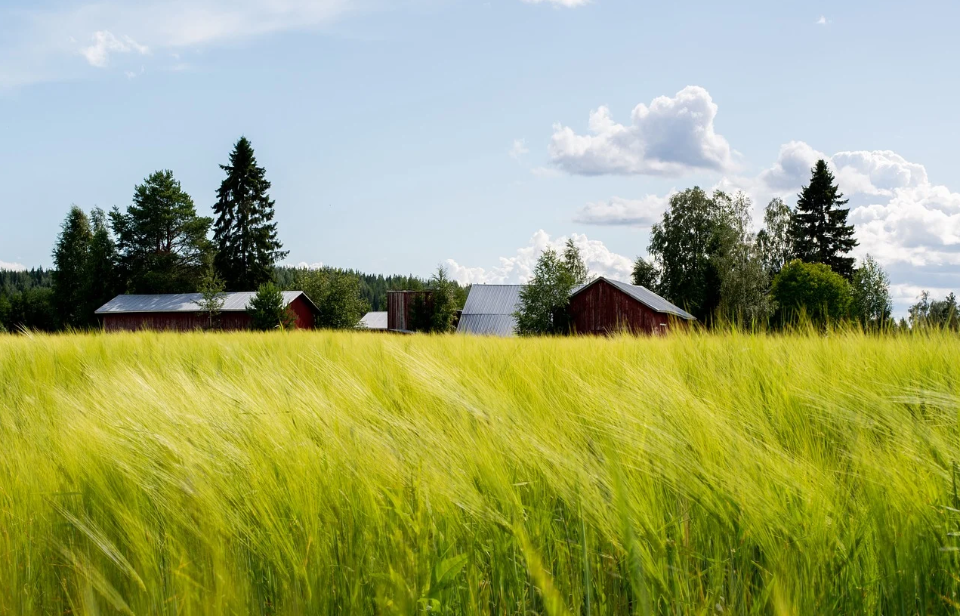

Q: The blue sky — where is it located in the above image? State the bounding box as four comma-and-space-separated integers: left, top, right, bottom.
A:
2, 0, 959, 313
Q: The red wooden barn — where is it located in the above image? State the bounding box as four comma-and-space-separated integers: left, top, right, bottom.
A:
386, 290, 434, 332
568, 277, 695, 335
95, 291, 319, 332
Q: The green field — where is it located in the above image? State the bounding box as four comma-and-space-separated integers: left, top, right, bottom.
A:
2, 331, 959, 615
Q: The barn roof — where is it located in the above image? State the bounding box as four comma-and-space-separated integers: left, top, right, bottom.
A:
457, 284, 525, 336
360, 311, 388, 330
95, 291, 318, 315
571, 278, 696, 320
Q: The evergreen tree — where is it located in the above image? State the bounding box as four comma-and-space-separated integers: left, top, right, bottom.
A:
247, 282, 295, 330
213, 137, 287, 290
791, 160, 858, 278
85, 208, 120, 320
52, 206, 93, 328
111, 170, 212, 294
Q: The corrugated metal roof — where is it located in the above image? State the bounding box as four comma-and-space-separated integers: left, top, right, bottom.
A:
457, 314, 518, 337
95, 292, 313, 315
360, 311, 388, 329
457, 285, 525, 336
461, 285, 525, 315
574, 278, 696, 320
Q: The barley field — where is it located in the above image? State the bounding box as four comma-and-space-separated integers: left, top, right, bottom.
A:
1, 330, 959, 615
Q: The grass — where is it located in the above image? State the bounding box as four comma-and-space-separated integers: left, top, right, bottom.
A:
1, 330, 959, 615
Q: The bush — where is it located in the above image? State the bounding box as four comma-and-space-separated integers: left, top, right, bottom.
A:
247, 283, 295, 331
771, 260, 851, 327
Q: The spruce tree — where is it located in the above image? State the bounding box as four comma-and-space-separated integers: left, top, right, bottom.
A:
790, 160, 858, 279
213, 137, 288, 291
85, 208, 120, 319
52, 206, 93, 328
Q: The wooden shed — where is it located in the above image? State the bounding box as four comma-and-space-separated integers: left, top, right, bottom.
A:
386, 290, 433, 332
568, 277, 695, 335
95, 291, 319, 332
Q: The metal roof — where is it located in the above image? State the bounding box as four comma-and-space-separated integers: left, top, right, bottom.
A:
360, 311, 388, 329
457, 314, 519, 337
457, 285, 525, 337
572, 278, 696, 320
95, 292, 316, 315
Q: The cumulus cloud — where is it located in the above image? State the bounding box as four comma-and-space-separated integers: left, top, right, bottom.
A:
574, 194, 671, 227
0, 261, 27, 271
446, 230, 633, 285
509, 138, 529, 160
816, 15, 828, 25
81, 31, 149, 67
549, 86, 735, 177
757, 141, 826, 190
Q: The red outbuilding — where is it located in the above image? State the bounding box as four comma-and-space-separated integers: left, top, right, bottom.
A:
568, 277, 696, 335
95, 291, 319, 332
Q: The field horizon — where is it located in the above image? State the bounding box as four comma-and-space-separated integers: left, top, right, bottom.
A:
2, 330, 959, 615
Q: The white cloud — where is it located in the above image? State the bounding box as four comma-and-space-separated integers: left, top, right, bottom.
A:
549, 86, 735, 177
521, 0, 591, 7
81, 31, 149, 67
0, 261, 27, 271
574, 194, 671, 227
816, 15, 828, 25
446, 230, 633, 285
757, 141, 826, 190
509, 138, 529, 160
1, 0, 355, 87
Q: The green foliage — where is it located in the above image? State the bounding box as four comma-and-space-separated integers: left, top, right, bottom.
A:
3, 331, 960, 614
909, 291, 959, 330
648, 187, 735, 322
755, 197, 794, 278
213, 137, 287, 291
850, 255, 892, 329
561, 239, 589, 285
111, 170, 213, 294
772, 260, 852, 326
275, 267, 437, 312
630, 256, 659, 289
791, 160, 859, 279
194, 265, 227, 330
713, 193, 775, 326
247, 282, 295, 330
296, 268, 369, 329
51, 206, 93, 328
515, 248, 576, 336
86, 208, 121, 320
0, 269, 54, 332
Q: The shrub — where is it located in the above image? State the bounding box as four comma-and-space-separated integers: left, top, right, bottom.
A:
771, 260, 851, 327
247, 282, 295, 330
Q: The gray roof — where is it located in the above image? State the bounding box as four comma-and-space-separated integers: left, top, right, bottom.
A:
360, 311, 388, 329
572, 278, 696, 320
95, 292, 316, 315
457, 284, 525, 337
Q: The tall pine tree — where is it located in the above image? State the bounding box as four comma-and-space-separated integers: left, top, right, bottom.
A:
213, 137, 287, 291
52, 206, 93, 328
790, 160, 858, 279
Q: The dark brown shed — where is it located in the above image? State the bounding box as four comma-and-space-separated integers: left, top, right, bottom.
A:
568, 277, 695, 335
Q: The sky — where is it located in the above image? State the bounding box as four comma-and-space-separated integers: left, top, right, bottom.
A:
1, 0, 959, 314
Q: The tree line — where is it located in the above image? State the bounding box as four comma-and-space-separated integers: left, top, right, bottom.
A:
516, 159, 954, 334
0, 137, 466, 332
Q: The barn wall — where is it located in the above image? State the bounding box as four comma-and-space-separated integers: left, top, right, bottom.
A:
103, 312, 253, 332
287, 297, 316, 330
569, 280, 672, 335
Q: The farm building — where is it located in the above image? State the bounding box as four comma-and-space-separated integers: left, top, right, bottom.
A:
95, 292, 319, 332
386, 290, 433, 332
456, 284, 525, 337
569, 277, 695, 335
360, 311, 388, 331
456, 278, 694, 337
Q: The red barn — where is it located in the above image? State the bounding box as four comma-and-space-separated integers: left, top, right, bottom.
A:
569, 277, 695, 335
95, 291, 319, 332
